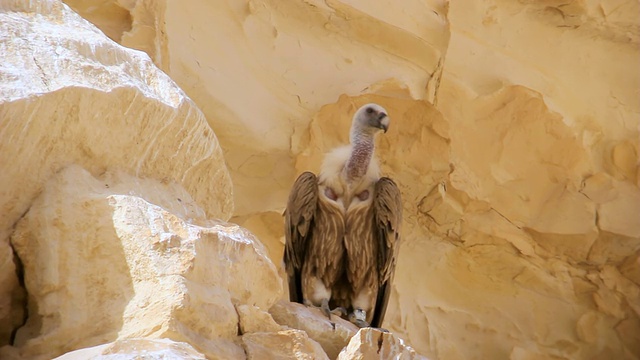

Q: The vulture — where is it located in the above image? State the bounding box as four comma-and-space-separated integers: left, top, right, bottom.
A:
284, 103, 402, 328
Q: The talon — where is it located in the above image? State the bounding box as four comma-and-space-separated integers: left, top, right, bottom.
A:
331, 307, 347, 317
348, 308, 371, 328
303, 299, 345, 329
353, 319, 370, 328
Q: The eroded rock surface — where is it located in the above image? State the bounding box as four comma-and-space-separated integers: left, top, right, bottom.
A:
0, 1, 233, 229
258, 89, 638, 360
242, 329, 329, 360
64, 0, 450, 218
1, 0, 638, 359
3, 165, 280, 359
270, 300, 359, 360
0, 0, 232, 345
337, 328, 423, 360
53, 338, 207, 360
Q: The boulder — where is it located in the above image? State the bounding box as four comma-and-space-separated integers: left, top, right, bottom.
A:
0, 0, 232, 345
270, 300, 359, 359
53, 338, 207, 360
337, 328, 423, 360
4, 165, 280, 359
242, 329, 329, 360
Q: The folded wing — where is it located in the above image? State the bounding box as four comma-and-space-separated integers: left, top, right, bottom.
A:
371, 177, 403, 328
283, 172, 318, 303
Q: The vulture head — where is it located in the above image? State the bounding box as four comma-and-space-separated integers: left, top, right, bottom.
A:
350, 103, 389, 143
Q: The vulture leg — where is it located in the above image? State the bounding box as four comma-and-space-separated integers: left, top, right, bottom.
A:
320, 298, 332, 320
348, 309, 390, 331
320, 299, 342, 330
304, 298, 341, 328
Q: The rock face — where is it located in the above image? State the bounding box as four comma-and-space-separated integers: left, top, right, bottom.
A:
6, 165, 280, 359
270, 301, 359, 360
80, 0, 450, 218
242, 330, 329, 360
53, 339, 208, 360
1, 0, 639, 359
337, 328, 422, 360
0, 0, 236, 350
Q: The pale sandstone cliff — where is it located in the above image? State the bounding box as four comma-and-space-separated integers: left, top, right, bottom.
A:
0, 0, 638, 359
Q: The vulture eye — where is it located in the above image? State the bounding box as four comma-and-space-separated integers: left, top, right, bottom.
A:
366, 107, 374, 114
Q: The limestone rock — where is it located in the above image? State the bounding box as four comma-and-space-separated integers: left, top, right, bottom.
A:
620, 253, 640, 287
0, 0, 232, 345
237, 304, 285, 334
288, 91, 638, 360
402, 1, 639, 358
65, 0, 450, 217
54, 339, 207, 360
0, 0, 232, 229
242, 329, 329, 360
337, 328, 422, 360
5, 165, 280, 359
0, 243, 25, 346
270, 300, 359, 360
3, 0, 640, 359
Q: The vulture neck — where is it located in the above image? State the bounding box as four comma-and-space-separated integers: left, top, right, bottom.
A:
345, 130, 375, 182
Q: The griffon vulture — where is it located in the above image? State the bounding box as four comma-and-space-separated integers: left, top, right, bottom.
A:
284, 103, 402, 328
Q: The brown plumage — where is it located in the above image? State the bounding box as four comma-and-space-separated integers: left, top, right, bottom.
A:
283, 103, 402, 328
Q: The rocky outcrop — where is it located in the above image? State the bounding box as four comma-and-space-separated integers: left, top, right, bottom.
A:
0, 1, 419, 359
67, 0, 450, 219
0, 0, 235, 350
4, 165, 278, 359
53, 339, 208, 360
242, 330, 329, 360
270, 301, 359, 359
1, 0, 639, 359
337, 328, 422, 360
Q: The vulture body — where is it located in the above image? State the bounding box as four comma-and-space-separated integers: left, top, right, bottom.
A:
284, 103, 402, 328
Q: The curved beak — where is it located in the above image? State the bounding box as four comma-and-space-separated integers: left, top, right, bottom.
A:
378, 113, 389, 133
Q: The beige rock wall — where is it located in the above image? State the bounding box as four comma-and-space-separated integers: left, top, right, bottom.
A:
85, 0, 450, 217
54, 338, 208, 360
428, 3, 640, 358
5, 165, 280, 359
1, 0, 639, 359
1, 1, 420, 359
0, 0, 235, 349
73, 1, 636, 358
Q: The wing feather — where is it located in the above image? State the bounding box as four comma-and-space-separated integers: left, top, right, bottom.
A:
344, 203, 375, 291
370, 177, 402, 328
283, 172, 318, 303
307, 196, 345, 287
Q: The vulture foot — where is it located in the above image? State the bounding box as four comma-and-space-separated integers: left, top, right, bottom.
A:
331, 307, 347, 316
320, 298, 332, 320
348, 308, 370, 328
303, 299, 343, 330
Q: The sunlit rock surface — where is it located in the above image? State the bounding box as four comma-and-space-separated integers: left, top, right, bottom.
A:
0, 0, 234, 349
270, 300, 359, 359
69, 0, 450, 218
1, 0, 638, 359
337, 328, 424, 360
242, 329, 329, 360
53, 339, 207, 360
3, 165, 280, 359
